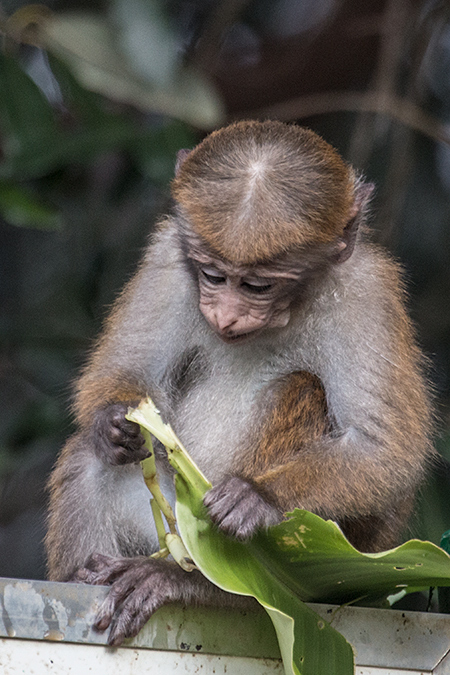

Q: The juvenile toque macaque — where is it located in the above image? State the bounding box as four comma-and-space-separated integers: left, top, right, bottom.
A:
46, 120, 433, 645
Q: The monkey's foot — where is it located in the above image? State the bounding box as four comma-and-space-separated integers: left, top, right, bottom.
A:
73, 554, 204, 646
204, 476, 282, 540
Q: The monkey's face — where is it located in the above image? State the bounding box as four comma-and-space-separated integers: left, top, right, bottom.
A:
190, 254, 298, 343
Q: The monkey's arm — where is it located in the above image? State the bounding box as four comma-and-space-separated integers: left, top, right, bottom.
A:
206, 259, 433, 552
207, 363, 429, 552
66, 227, 200, 466
204, 371, 331, 537
71, 224, 197, 429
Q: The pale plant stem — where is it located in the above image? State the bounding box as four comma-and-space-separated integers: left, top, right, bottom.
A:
134, 414, 197, 571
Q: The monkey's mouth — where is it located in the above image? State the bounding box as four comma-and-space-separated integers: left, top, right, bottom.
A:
218, 331, 255, 344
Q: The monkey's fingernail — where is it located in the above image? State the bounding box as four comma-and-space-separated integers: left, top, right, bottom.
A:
94, 617, 111, 632
108, 633, 123, 647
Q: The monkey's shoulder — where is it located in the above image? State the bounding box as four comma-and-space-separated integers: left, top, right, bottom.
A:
345, 241, 405, 288
288, 242, 411, 368
323, 241, 407, 311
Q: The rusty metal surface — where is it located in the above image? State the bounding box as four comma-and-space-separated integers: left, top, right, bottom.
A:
0, 577, 280, 658
313, 603, 450, 671
1, 576, 450, 671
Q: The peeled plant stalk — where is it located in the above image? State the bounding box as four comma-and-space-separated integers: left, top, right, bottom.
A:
126, 408, 197, 571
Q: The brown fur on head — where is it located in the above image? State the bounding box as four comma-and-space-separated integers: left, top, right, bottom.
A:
172, 120, 356, 265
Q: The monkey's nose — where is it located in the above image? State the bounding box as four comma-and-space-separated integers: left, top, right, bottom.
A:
213, 308, 240, 333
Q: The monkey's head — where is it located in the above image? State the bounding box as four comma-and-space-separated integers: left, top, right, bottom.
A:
172, 120, 372, 344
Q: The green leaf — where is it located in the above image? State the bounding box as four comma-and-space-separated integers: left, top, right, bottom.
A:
129, 399, 353, 673
175, 478, 354, 675
247, 512, 450, 605
176, 490, 450, 674
41, 12, 224, 129
130, 398, 450, 675
0, 181, 61, 229
111, 0, 179, 88
0, 52, 63, 178
0, 52, 179, 179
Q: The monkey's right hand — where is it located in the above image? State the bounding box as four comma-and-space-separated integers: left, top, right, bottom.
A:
92, 402, 149, 465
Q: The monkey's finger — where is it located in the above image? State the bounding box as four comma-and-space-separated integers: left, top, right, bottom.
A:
108, 424, 144, 444
68, 554, 119, 583
95, 558, 161, 636
204, 478, 244, 510
205, 494, 247, 527
105, 439, 150, 465
204, 476, 253, 519
70, 567, 99, 584
95, 576, 142, 634
205, 477, 282, 539
218, 505, 280, 540
105, 560, 189, 645
111, 415, 143, 438
85, 552, 117, 570
107, 580, 174, 646
94, 591, 124, 633
107, 599, 155, 646
83, 553, 138, 583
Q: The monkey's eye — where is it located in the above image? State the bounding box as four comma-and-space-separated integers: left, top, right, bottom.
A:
201, 269, 226, 285
241, 281, 274, 294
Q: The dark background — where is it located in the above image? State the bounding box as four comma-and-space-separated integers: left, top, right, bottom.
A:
1, 0, 450, 581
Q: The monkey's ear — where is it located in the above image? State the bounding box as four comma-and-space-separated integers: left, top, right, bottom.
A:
335, 182, 375, 263
175, 149, 191, 174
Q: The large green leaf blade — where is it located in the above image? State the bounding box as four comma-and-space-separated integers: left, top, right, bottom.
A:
174, 474, 354, 675
129, 398, 450, 675
248, 510, 450, 605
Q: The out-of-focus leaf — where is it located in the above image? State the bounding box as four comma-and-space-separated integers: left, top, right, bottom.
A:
40, 13, 224, 129
47, 59, 198, 183
111, 0, 179, 88
47, 54, 122, 128
0, 54, 177, 180
0, 181, 61, 229
130, 119, 197, 183
3, 4, 52, 46
0, 52, 63, 177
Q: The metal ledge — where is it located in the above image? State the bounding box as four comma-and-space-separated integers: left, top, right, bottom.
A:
1, 577, 450, 674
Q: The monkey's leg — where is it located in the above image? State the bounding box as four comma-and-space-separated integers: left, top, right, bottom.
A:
49, 406, 256, 645
45, 430, 163, 582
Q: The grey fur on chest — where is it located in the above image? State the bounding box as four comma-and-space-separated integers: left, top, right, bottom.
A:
156, 337, 308, 481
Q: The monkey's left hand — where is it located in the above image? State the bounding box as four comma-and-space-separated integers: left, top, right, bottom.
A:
204, 476, 282, 540
73, 554, 202, 646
